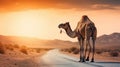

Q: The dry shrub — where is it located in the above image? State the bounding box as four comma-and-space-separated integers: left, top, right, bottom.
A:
13, 44, 19, 48
63, 47, 79, 54
61, 49, 64, 51
96, 51, 103, 54
73, 49, 79, 54
113, 49, 120, 52
43, 48, 53, 51
109, 51, 119, 57
20, 46, 28, 54
68, 49, 72, 53
8, 47, 14, 51
63, 49, 68, 52
36, 49, 41, 53
96, 49, 103, 54
70, 47, 77, 52
61, 47, 79, 54
6, 44, 14, 51
0, 43, 5, 54
63, 49, 71, 53
69, 47, 79, 54
20, 48, 28, 54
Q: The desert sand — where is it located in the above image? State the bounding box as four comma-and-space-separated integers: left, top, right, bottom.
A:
0, 47, 48, 67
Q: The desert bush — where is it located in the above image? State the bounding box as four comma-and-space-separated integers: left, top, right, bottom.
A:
113, 49, 120, 52
96, 51, 103, 54
20, 48, 28, 54
13, 44, 19, 48
20, 46, 28, 54
61, 49, 64, 51
96, 49, 103, 54
68, 49, 72, 53
69, 47, 80, 54
73, 49, 79, 54
64, 49, 69, 52
109, 51, 119, 57
0, 43, 5, 54
44, 48, 53, 51
70, 47, 77, 52
21, 45, 27, 49
36, 49, 41, 53
61, 49, 68, 52
6, 44, 14, 51
8, 47, 14, 51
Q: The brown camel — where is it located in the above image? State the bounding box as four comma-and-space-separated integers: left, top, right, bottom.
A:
58, 15, 97, 62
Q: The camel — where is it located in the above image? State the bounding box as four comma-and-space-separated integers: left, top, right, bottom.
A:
58, 15, 97, 62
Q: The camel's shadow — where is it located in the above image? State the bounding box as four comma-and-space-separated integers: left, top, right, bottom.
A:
61, 56, 79, 63
83, 61, 120, 67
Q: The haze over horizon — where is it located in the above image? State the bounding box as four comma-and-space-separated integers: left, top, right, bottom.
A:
0, 0, 120, 41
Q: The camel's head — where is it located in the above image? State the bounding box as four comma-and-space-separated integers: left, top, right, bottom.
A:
58, 22, 70, 29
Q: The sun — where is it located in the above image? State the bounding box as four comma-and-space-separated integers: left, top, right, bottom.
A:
16, 21, 37, 37
10, 10, 44, 37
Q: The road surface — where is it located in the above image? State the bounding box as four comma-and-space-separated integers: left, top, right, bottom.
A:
39, 49, 120, 67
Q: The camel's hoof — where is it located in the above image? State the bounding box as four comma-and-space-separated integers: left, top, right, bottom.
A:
86, 58, 89, 61
91, 59, 94, 62
78, 59, 82, 62
79, 59, 85, 62
82, 59, 85, 62
91, 60, 94, 62
82, 60, 85, 62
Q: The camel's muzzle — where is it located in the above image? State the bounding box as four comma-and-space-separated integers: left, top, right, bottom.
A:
58, 24, 62, 28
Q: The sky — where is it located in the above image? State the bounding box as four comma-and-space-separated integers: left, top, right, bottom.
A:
0, 0, 120, 41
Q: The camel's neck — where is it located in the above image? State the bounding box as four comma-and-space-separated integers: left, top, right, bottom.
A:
64, 24, 77, 38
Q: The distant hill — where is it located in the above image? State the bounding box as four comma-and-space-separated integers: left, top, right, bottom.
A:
0, 35, 77, 48
96, 32, 120, 49
96, 33, 120, 44
0, 32, 120, 49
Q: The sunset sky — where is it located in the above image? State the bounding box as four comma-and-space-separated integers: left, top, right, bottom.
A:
0, 0, 120, 41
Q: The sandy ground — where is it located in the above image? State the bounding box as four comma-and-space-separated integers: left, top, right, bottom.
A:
0, 48, 119, 67
61, 51, 120, 62
0, 48, 47, 67
41, 49, 120, 67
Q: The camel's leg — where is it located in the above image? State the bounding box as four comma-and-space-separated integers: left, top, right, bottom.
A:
84, 25, 91, 62
84, 40, 88, 61
79, 38, 85, 62
81, 39, 85, 62
78, 38, 82, 62
86, 40, 91, 61
91, 37, 96, 62
91, 27, 97, 62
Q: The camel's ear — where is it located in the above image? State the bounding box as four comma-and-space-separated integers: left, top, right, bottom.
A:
66, 22, 69, 24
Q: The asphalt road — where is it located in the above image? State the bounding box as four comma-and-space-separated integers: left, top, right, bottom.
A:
40, 49, 120, 67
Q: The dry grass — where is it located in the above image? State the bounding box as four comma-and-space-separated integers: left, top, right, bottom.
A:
73, 49, 79, 54
0, 42, 53, 67
35, 48, 41, 53
20, 46, 28, 54
96, 49, 103, 54
0, 42, 5, 54
61, 47, 79, 54
62, 47, 120, 57
96, 48, 120, 56
109, 51, 119, 57
32, 48, 53, 53
13, 44, 19, 48
6, 44, 14, 51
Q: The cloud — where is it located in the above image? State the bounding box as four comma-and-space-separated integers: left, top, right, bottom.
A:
91, 4, 116, 10
0, 0, 120, 12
